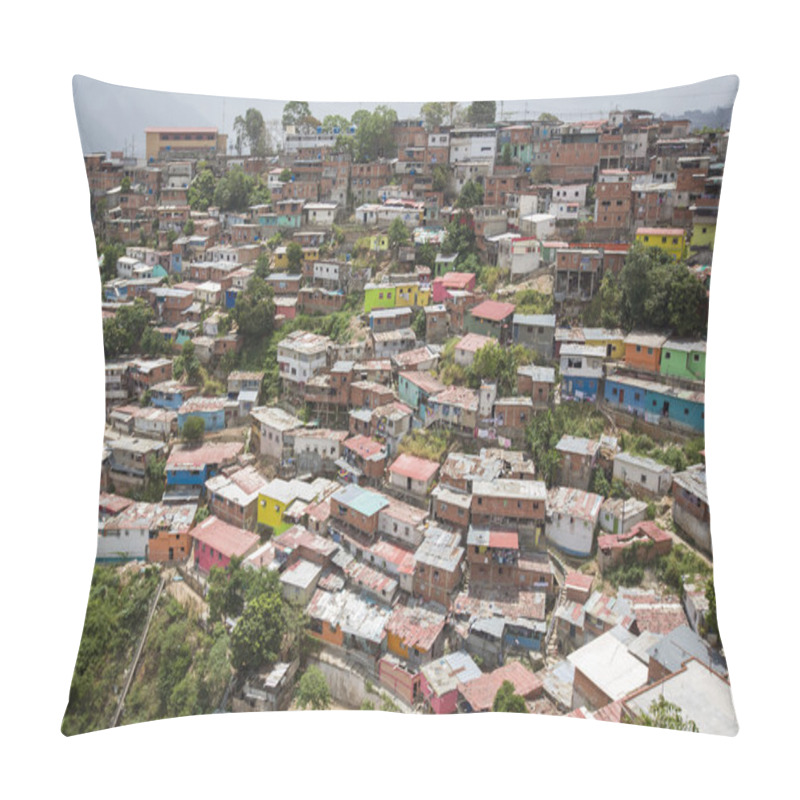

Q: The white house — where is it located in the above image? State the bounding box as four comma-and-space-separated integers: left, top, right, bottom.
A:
546, 487, 603, 557
613, 452, 674, 498
449, 128, 497, 163
313, 261, 340, 287
519, 213, 556, 239
304, 202, 338, 228
276, 330, 332, 390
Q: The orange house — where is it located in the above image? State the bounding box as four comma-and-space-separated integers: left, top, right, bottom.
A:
623, 331, 669, 374
307, 588, 390, 655
147, 504, 197, 563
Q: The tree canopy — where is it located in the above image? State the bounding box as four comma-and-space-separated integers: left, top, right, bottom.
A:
584, 243, 708, 337
233, 108, 270, 157
181, 416, 205, 444
632, 697, 699, 731
282, 101, 318, 133
492, 680, 528, 713
467, 101, 497, 126
295, 667, 332, 710
212, 166, 270, 212
387, 217, 411, 251
456, 179, 484, 209
229, 590, 286, 673
344, 106, 398, 162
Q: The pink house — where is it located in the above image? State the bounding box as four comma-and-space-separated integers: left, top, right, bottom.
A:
432, 272, 477, 304
420, 651, 482, 714
191, 515, 260, 573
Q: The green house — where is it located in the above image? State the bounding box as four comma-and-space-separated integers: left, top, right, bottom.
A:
659, 339, 707, 381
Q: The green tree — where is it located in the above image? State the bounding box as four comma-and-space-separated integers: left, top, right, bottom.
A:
349, 105, 398, 162
388, 217, 411, 252
230, 591, 286, 673
213, 166, 264, 212
500, 143, 513, 166
492, 680, 528, 713
467, 101, 497, 125
537, 112, 560, 124
233, 108, 270, 157
432, 164, 451, 195
188, 169, 217, 212
120, 176, 132, 192
232, 279, 275, 341
421, 101, 446, 130
282, 101, 315, 132
100, 241, 125, 283
442, 218, 478, 264
704, 579, 719, 638
632, 697, 698, 732
181, 416, 205, 444
468, 342, 532, 397
207, 556, 250, 622
286, 241, 304, 274
456, 179, 484, 209
295, 667, 332, 710
322, 114, 349, 133
174, 339, 202, 384
183, 219, 195, 236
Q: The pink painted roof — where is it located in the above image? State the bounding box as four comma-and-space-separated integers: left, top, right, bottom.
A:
344, 435, 386, 460
389, 453, 440, 483
469, 300, 515, 322
456, 332, 494, 353
458, 661, 542, 712
489, 530, 519, 550
191, 515, 259, 558
566, 572, 594, 591
167, 441, 243, 469
99, 492, 135, 515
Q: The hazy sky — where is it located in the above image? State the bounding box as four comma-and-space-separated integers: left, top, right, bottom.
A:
73, 74, 739, 159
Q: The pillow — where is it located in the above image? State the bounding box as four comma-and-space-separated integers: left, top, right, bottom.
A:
64, 74, 739, 736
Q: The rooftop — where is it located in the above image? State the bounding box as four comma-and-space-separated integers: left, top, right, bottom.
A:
469, 299, 515, 322
388, 453, 440, 483
191, 515, 260, 559
458, 661, 543, 712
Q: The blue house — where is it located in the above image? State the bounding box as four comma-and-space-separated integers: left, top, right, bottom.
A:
398, 371, 446, 426
603, 374, 705, 433
177, 397, 231, 433
503, 619, 547, 653
150, 381, 195, 411
165, 441, 244, 499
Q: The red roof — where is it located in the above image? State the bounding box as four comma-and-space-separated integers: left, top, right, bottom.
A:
191, 515, 259, 558
565, 572, 594, 591
99, 493, 135, 515
436, 272, 475, 289
458, 661, 543, 712
469, 300, 515, 322
344, 435, 386, 460
488, 530, 519, 550
167, 441, 244, 470
389, 453, 440, 483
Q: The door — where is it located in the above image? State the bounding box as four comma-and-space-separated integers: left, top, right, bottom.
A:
168, 547, 174, 561
662, 401, 670, 417
619, 389, 625, 404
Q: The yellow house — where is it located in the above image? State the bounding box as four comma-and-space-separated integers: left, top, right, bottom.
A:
690, 222, 716, 253
393, 281, 431, 308
635, 227, 686, 260
582, 327, 626, 360
145, 127, 227, 163
257, 478, 304, 535
273, 246, 320, 271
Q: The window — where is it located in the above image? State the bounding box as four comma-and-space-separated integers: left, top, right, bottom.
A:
641, 474, 647, 483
